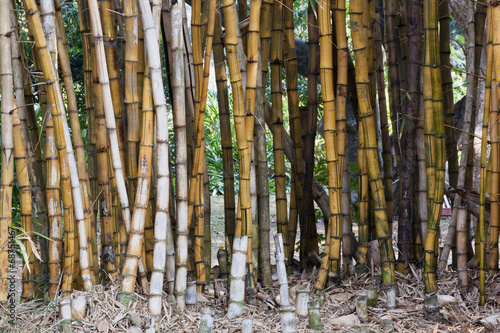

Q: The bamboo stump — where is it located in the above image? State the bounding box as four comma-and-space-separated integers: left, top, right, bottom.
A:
241, 318, 253, 333
227, 236, 249, 319
274, 234, 297, 332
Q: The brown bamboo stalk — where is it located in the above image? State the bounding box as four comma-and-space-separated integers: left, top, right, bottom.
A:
270, 0, 289, 262
213, 11, 236, 258
302, 0, 319, 268
283, 0, 304, 265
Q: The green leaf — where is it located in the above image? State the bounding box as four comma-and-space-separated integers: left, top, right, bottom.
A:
14, 239, 31, 273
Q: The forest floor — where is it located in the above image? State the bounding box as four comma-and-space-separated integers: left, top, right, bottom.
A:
1, 196, 499, 332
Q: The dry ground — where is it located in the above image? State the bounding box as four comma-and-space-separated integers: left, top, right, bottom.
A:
1, 196, 498, 332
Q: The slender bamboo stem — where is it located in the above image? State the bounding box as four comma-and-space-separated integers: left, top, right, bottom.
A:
270, 0, 289, 262
351, 0, 396, 288
13, 108, 35, 301
170, 0, 189, 312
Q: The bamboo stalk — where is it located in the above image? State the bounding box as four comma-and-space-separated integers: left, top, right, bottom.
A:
213, 11, 236, 268
23, 0, 93, 291
227, 236, 249, 319
351, 0, 396, 288
87, 0, 132, 245
149, 0, 173, 314
283, 0, 304, 265
119, 0, 171, 304
77, 0, 99, 277
10, 9, 50, 282
274, 234, 297, 332
423, 0, 446, 312
13, 108, 36, 301
169, 0, 189, 312
222, 0, 254, 286
440, 0, 458, 189
302, 0, 319, 268
95, 56, 119, 280
124, 0, 139, 207
489, 69, 499, 275
54, 0, 95, 283
319, 0, 342, 280
270, 0, 289, 263
383, 0, 402, 168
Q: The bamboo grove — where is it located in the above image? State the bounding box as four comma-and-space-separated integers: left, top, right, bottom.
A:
0, 0, 499, 326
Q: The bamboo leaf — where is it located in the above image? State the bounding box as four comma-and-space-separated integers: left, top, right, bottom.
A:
14, 239, 31, 273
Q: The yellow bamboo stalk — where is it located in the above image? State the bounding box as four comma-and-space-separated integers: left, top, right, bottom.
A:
53, 0, 96, 283
119, 0, 172, 305
13, 108, 36, 301
351, 0, 396, 288
124, 0, 139, 208
23, 0, 93, 291
318, 0, 342, 279
222, 0, 254, 285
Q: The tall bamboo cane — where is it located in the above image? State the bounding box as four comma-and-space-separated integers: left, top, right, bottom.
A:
479, 9, 494, 304
10, 9, 50, 282
242, 0, 262, 277
149, 0, 176, 315
422, 0, 446, 315
87, 0, 131, 243
270, 0, 289, 261
439, 0, 458, 189
124, 0, 139, 207
397, 0, 422, 271
119, 0, 172, 305
98, 0, 127, 178
302, 0, 319, 268
351, 0, 396, 289
438, 8, 490, 272
489, 59, 499, 275
213, 11, 236, 259
383, 0, 402, 168
283, 0, 304, 264
40, 0, 81, 292
222, 0, 254, 286
53, 0, 95, 282
43, 113, 63, 300
77, 0, 99, 276
487, 4, 500, 307
23, 0, 93, 291
318, 0, 342, 280
13, 108, 35, 301
88, 0, 148, 286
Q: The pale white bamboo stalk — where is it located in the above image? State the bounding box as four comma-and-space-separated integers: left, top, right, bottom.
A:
227, 236, 249, 319
87, 0, 131, 232
170, 0, 189, 312
120, 0, 171, 302
274, 233, 297, 333
148, 0, 172, 316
